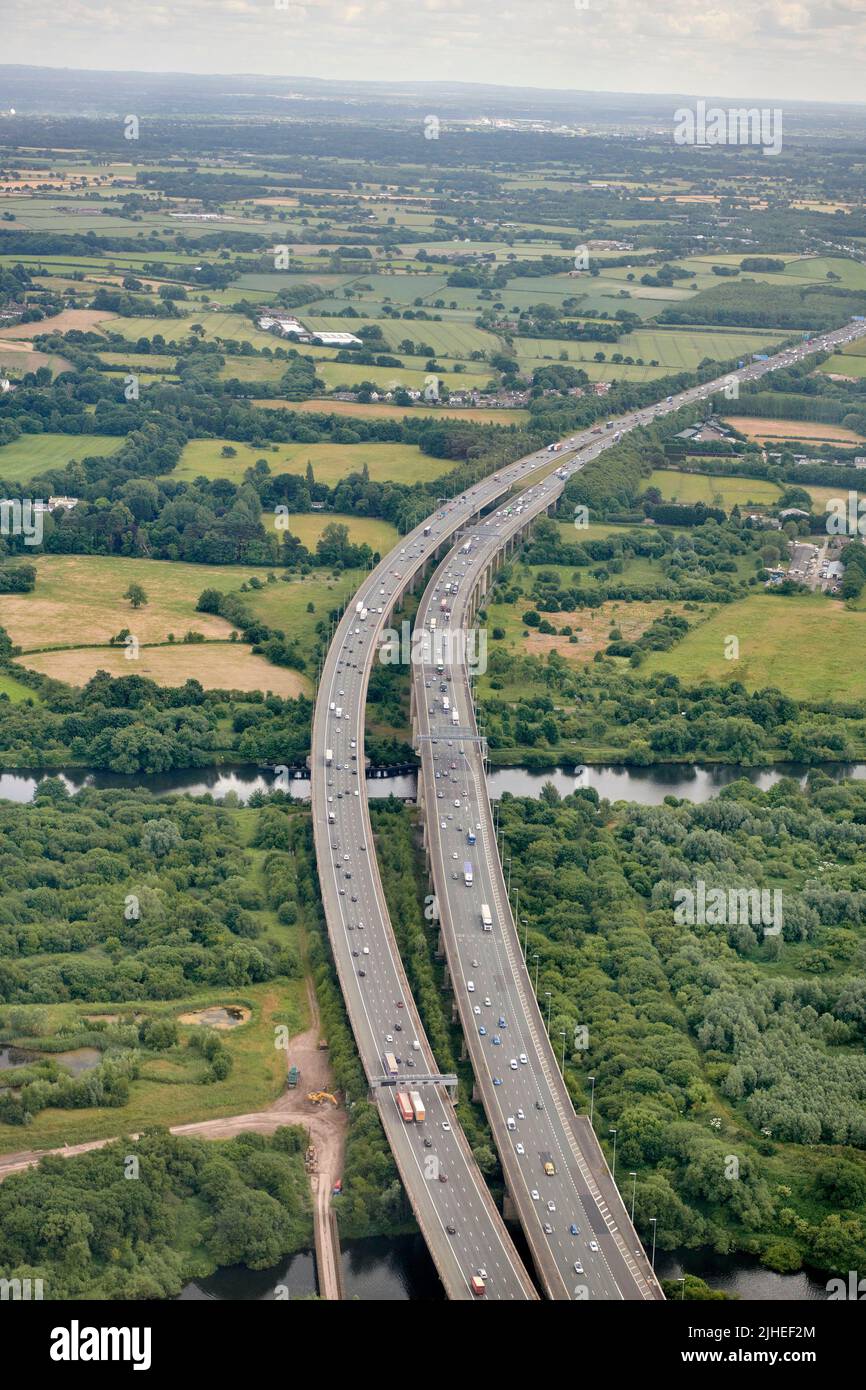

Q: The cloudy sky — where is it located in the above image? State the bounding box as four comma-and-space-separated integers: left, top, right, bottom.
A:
3, 0, 866, 104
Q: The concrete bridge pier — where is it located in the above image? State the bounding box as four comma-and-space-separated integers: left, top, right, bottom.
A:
502, 1187, 519, 1222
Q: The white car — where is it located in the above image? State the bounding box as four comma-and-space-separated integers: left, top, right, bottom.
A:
510, 1059, 518, 1070
442, 1121, 451, 1132
589, 1240, 599, 1252
467, 981, 475, 993
531, 1189, 540, 1201
519, 1053, 528, 1065
473, 1005, 481, 1015
548, 1201, 556, 1213
516, 1108, 525, 1120
484, 997, 491, 1007
516, 1143, 525, 1156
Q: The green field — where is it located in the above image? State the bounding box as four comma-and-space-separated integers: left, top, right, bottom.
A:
648, 469, 782, 508
270, 512, 399, 553
641, 593, 866, 699
253, 397, 530, 425
172, 438, 448, 485
0, 670, 39, 702
819, 353, 866, 378
0, 432, 125, 483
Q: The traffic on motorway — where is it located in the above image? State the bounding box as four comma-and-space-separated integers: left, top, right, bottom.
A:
414, 499, 660, 1301
311, 317, 866, 1300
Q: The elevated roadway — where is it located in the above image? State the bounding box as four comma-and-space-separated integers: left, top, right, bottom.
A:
311, 317, 866, 1298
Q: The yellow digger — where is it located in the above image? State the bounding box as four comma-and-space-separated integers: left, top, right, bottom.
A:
306, 1091, 338, 1106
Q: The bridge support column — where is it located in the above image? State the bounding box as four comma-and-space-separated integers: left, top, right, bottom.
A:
502, 1187, 519, 1222
435, 928, 445, 957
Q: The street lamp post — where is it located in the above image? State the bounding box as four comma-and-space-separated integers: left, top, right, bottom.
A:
609, 1127, 618, 1183
545, 991, 552, 1035
559, 1028, 567, 1073
629, 1171, 637, 1225
587, 1074, 595, 1129
650, 1217, 657, 1272
533, 952, 540, 995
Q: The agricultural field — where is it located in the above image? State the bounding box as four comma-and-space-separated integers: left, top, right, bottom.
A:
647, 469, 782, 508
0, 555, 251, 650
270, 512, 399, 554
722, 416, 866, 443
258, 398, 530, 425
22, 643, 309, 697
640, 593, 866, 700
172, 438, 447, 485
0, 553, 361, 667
0, 432, 124, 482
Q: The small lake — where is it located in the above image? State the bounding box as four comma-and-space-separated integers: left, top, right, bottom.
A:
2, 759, 865, 808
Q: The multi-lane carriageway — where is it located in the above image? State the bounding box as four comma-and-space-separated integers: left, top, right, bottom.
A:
310, 318, 866, 1301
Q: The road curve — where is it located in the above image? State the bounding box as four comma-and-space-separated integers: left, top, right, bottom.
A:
311, 317, 866, 1299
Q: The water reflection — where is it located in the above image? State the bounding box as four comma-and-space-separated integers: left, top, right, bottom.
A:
1, 760, 864, 809
179, 1235, 443, 1302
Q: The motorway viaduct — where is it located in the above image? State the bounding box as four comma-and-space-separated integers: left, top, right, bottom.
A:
310, 318, 866, 1300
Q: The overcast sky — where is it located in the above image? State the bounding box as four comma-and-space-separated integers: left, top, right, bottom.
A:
3, 0, 866, 105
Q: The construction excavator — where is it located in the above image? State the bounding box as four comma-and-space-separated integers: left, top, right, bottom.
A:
306, 1091, 338, 1106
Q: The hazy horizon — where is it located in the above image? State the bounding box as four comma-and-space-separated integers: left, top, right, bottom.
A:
2, 1, 866, 106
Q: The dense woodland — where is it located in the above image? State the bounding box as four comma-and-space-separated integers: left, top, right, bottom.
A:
502, 777, 866, 1275
0, 1127, 312, 1298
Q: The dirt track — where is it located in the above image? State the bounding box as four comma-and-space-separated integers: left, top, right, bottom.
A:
0, 979, 348, 1298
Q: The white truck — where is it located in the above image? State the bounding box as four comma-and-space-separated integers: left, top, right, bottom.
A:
480, 904, 493, 931
325, 748, 333, 766
451, 708, 459, 725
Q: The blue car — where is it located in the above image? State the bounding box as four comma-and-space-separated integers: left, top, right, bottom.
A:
492, 1035, 501, 1046
569, 1223, 578, 1236
493, 1076, 503, 1086
498, 1017, 507, 1028
479, 1026, 487, 1036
